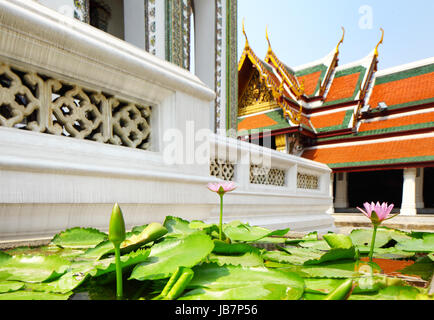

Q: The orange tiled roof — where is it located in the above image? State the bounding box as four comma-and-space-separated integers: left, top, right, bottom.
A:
297, 71, 322, 96
310, 110, 349, 129
368, 71, 434, 109
325, 72, 361, 103
237, 113, 278, 131
302, 136, 434, 167
359, 111, 434, 133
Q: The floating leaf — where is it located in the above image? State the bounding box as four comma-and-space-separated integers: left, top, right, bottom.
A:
163, 216, 196, 235
323, 233, 353, 249
304, 278, 345, 294
207, 251, 264, 267
276, 246, 356, 265
356, 246, 415, 259
223, 222, 289, 242
0, 281, 25, 293
180, 263, 304, 300
129, 232, 214, 281
395, 233, 434, 252
397, 256, 434, 281
349, 285, 432, 300
0, 290, 73, 300
0, 253, 70, 283
277, 260, 360, 279
212, 241, 260, 255
51, 227, 108, 249
299, 240, 331, 250
350, 228, 392, 248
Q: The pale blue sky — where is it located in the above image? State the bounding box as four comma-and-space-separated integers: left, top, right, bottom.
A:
237, 0, 434, 70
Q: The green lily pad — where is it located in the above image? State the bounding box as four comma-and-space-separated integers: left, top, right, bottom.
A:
129, 231, 214, 281
304, 278, 346, 294
350, 228, 392, 248
51, 227, 108, 249
207, 251, 264, 267
395, 233, 434, 252
299, 240, 331, 250
180, 263, 304, 300
397, 256, 434, 281
223, 222, 289, 242
349, 285, 432, 300
163, 216, 196, 235
0, 281, 25, 293
212, 241, 259, 255
0, 290, 73, 300
277, 246, 356, 265
0, 253, 70, 283
323, 233, 353, 249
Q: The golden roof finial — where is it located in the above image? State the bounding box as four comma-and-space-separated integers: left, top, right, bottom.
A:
242, 18, 249, 48
266, 25, 272, 52
374, 28, 384, 56
335, 27, 345, 54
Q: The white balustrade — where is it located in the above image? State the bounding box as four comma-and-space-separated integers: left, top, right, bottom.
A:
0, 0, 336, 242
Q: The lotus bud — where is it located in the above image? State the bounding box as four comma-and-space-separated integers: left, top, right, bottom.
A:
109, 203, 126, 245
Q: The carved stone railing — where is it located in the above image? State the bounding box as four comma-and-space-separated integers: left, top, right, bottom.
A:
0, 63, 152, 149
249, 165, 286, 187
297, 172, 320, 190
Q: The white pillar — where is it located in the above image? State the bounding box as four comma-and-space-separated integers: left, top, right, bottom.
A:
123, 0, 145, 49
416, 168, 425, 209
334, 172, 348, 208
401, 168, 417, 215
327, 173, 335, 214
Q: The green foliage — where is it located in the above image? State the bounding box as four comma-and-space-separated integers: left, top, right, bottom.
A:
180, 263, 304, 300
51, 227, 108, 249
223, 221, 289, 242
129, 231, 214, 281
0, 216, 432, 300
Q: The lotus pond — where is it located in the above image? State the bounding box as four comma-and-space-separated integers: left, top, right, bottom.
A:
0, 216, 433, 300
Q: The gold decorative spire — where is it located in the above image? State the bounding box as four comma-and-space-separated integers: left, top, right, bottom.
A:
335, 27, 345, 54
242, 18, 249, 48
266, 25, 272, 53
374, 28, 384, 56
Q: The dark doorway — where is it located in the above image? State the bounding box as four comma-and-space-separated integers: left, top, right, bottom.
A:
347, 169, 403, 209
423, 167, 434, 208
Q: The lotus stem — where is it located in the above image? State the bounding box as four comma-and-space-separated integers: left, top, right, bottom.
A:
155, 267, 194, 300
369, 225, 378, 262
114, 243, 123, 299
108, 203, 126, 300
324, 279, 354, 300
219, 194, 224, 241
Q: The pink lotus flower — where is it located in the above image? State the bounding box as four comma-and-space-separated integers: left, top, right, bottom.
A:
207, 181, 237, 241
207, 181, 237, 195
357, 201, 397, 225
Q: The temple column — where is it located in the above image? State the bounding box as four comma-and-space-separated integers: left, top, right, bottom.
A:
334, 172, 348, 208
327, 173, 335, 214
401, 168, 417, 215
416, 168, 425, 209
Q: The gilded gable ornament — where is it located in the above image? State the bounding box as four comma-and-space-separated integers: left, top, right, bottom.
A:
239, 71, 274, 110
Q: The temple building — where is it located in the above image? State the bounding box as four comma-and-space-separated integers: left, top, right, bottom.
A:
237, 25, 434, 215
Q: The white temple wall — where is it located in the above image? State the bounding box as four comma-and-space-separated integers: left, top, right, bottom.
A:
0, 0, 336, 242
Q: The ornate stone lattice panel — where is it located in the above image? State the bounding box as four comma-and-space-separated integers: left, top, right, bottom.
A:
297, 172, 319, 190
210, 158, 235, 181
0, 62, 151, 150
250, 165, 285, 186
